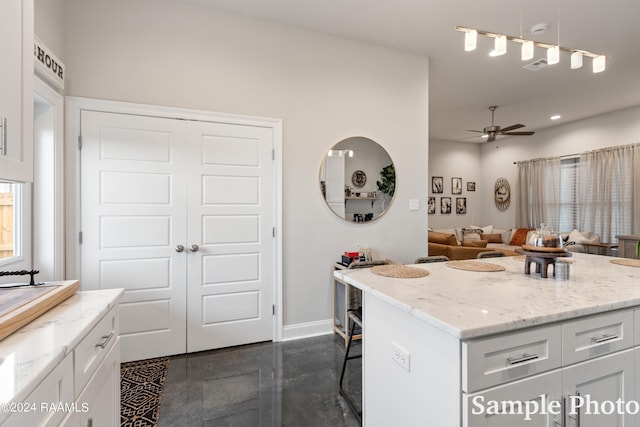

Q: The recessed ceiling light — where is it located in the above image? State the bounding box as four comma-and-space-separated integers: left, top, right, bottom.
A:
550, 115, 562, 120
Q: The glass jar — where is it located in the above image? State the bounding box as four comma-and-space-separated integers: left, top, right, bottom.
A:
525, 223, 562, 248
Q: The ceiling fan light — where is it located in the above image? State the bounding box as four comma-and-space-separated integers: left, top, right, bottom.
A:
521, 40, 534, 61
547, 45, 560, 65
493, 35, 507, 56
570, 51, 583, 69
464, 29, 477, 51
593, 55, 606, 73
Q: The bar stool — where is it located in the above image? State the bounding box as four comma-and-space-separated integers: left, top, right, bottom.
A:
477, 251, 505, 259
414, 255, 449, 263
339, 306, 362, 425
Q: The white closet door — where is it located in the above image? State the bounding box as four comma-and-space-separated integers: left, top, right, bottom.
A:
186, 121, 274, 353
80, 111, 188, 362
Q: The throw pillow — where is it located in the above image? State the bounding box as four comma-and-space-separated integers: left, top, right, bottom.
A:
462, 227, 483, 242
484, 233, 504, 243
462, 240, 488, 248
510, 228, 535, 246
470, 225, 494, 235
428, 231, 458, 246
588, 234, 601, 244
568, 229, 589, 245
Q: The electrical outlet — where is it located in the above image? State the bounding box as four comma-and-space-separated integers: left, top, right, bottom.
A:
392, 341, 410, 372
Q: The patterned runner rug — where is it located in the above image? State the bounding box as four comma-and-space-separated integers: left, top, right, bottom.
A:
121, 357, 170, 427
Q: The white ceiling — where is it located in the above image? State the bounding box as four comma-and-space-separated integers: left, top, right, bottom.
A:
182, 0, 640, 143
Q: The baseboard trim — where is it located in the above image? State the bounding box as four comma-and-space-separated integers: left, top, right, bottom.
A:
281, 319, 334, 341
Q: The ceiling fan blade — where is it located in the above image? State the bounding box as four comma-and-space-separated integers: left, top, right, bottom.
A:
487, 134, 496, 142
502, 131, 535, 136
499, 124, 525, 133
465, 129, 485, 133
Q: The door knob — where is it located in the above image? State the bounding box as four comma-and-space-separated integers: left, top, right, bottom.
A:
190, 244, 199, 252
175, 245, 185, 253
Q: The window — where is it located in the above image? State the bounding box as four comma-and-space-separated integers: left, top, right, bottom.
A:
0, 181, 30, 269
558, 157, 578, 233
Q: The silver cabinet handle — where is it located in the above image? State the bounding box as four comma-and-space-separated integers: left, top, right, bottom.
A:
190, 244, 199, 252
506, 353, 539, 365
0, 117, 6, 156
95, 331, 114, 349
176, 245, 185, 252
592, 333, 619, 343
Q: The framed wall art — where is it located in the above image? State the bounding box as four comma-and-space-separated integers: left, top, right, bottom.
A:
467, 181, 476, 191
432, 176, 443, 194
427, 196, 436, 214
452, 177, 462, 194
440, 197, 451, 214
456, 197, 467, 214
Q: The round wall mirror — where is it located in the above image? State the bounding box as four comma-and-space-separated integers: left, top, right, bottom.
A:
319, 136, 395, 223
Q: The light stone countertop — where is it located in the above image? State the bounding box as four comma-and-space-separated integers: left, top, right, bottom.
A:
0, 285, 123, 412
334, 253, 640, 340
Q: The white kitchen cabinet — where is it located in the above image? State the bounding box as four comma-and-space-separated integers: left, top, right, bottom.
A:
64, 339, 121, 427
0, 289, 122, 427
0, 0, 33, 182
464, 370, 563, 427
562, 350, 635, 427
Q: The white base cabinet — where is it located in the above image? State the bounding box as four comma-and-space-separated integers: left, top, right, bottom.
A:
1, 296, 121, 427
363, 293, 639, 427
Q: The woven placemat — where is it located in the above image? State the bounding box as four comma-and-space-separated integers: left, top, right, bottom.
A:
371, 264, 430, 278
446, 260, 505, 272
610, 258, 640, 268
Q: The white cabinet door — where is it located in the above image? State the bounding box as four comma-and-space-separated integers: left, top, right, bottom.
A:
66, 339, 121, 427
464, 370, 563, 427
562, 349, 635, 427
0, 0, 33, 182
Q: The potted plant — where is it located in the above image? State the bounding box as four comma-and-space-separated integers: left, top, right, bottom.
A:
376, 164, 395, 210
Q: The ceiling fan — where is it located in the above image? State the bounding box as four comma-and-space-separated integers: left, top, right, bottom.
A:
467, 106, 535, 142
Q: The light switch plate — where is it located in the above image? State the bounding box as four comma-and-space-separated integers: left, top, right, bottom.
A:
409, 199, 419, 211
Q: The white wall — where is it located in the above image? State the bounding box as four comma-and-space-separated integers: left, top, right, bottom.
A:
34, 0, 65, 62
427, 140, 481, 229
477, 105, 640, 229
52, 0, 429, 333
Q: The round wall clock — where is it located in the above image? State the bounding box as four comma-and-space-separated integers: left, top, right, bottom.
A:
494, 177, 511, 211
352, 170, 367, 187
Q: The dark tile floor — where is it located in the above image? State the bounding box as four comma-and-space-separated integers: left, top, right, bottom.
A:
158, 334, 362, 427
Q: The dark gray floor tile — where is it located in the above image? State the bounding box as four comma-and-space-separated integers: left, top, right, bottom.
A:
158, 334, 361, 427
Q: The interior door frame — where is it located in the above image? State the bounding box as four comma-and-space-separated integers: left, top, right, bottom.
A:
65, 96, 284, 342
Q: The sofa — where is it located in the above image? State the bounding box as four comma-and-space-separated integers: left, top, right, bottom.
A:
427, 230, 518, 260
427, 226, 601, 260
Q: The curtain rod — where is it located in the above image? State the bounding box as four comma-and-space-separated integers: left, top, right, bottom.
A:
513, 142, 640, 165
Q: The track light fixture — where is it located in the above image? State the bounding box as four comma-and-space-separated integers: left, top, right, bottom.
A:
455, 26, 606, 73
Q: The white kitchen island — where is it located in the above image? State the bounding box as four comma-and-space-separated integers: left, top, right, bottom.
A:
334, 253, 640, 427
0, 285, 123, 427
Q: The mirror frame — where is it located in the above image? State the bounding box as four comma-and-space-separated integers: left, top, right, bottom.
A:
319, 136, 396, 223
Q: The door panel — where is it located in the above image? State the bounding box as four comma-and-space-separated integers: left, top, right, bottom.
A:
187, 121, 274, 353
81, 109, 275, 360
80, 110, 188, 362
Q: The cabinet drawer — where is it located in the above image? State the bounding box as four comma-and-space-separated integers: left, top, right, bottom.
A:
562, 309, 633, 365
462, 324, 561, 393
74, 305, 118, 397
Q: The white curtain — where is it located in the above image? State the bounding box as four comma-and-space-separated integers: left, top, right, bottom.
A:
515, 157, 562, 229
577, 143, 640, 242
